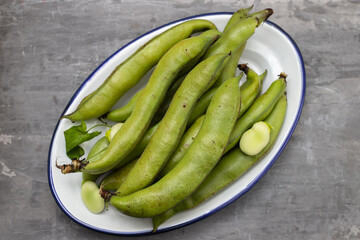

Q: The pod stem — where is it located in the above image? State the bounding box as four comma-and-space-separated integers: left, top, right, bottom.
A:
279, 72, 288, 80
97, 116, 108, 125
99, 185, 115, 202
238, 63, 249, 74
56, 158, 87, 174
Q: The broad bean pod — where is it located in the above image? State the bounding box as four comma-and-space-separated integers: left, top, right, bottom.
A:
182, 8, 272, 125
210, 8, 273, 88
62, 19, 217, 121
238, 64, 267, 117
117, 52, 230, 196
152, 94, 287, 231
106, 74, 186, 123
149, 74, 186, 125
211, 5, 252, 88
58, 30, 221, 175
212, 43, 246, 88
81, 136, 110, 183
186, 88, 217, 127
100, 159, 137, 191
184, 8, 251, 126
105, 89, 143, 122
158, 114, 204, 178
81, 117, 160, 174
113, 122, 159, 169
186, 66, 266, 127
201, 8, 273, 61
222, 5, 254, 33
104, 75, 240, 218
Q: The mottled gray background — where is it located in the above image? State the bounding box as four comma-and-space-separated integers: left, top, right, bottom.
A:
0, 0, 359, 239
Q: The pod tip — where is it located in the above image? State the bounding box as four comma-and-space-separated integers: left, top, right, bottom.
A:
60, 115, 67, 120
60, 113, 76, 123
279, 72, 288, 79
266, 8, 274, 16
263, 8, 274, 22
99, 185, 114, 202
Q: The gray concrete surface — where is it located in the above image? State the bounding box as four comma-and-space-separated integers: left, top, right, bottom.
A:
0, 0, 359, 239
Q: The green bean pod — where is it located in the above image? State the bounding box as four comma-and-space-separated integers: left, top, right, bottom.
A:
70, 30, 221, 175
223, 5, 254, 33
202, 9, 273, 89
80, 118, 160, 175
116, 53, 230, 196
185, 8, 250, 127
238, 65, 267, 117
113, 122, 159, 169
187, 65, 266, 127
210, 5, 251, 87
106, 75, 241, 218
159, 67, 265, 177
186, 88, 217, 127
82, 136, 110, 183
181, 8, 273, 125
212, 43, 246, 88
201, 9, 273, 61
159, 114, 204, 178
150, 74, 186, 125
225, 73, 287, 153
152, 94, 287, 231
224, 8, 273, 34
100, 159, 137, 191
106, 74, 186, 123
105, 89, 143, 122
62, 20, 217, 121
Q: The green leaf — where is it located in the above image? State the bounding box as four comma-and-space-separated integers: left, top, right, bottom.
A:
64, 121, 101, 160
67, 146, 85, 160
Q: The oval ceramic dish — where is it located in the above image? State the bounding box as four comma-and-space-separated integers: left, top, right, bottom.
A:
48, 12, 305, 235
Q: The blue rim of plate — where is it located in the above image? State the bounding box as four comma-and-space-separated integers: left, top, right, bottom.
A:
48, 11, 306, 236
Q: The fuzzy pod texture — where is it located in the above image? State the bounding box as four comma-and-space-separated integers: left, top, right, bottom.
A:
109, 75, 241, 218
63, 19, 217, 121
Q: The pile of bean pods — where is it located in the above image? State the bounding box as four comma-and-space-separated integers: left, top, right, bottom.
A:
57, 6, 289, 231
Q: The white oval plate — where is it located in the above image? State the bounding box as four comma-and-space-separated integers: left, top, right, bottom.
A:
48, 12, 305, 235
